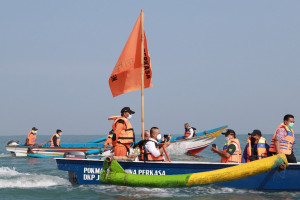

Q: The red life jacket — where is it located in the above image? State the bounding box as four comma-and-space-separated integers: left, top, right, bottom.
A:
221, 138, 241, 163
246, 136, 268, 162
108, 116, 135, 146
269, 123, 294, 155
139, 140, 164, 161
50, 133, 61, 147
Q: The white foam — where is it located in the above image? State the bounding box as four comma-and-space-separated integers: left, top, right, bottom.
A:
0, 167, 70, 188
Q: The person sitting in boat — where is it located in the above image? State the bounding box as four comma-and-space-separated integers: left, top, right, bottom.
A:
133, 130, 150, 150
25, 127, 38, 147
242, 129, 270, 163
103, 129, 114, 151
139, 127, 171, 161
211, 129, 242, 163
50, 129, 62, 147
269, 114, 297, 163
108, 107, 135, 156
184, 123, 196, 139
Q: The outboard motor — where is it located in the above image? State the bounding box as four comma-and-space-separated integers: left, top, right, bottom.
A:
63, 151, 86, 159
7, 140, 19, 146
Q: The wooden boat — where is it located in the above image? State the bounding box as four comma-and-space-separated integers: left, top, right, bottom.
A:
6, 126, 226, 157
55, 154, 300, 191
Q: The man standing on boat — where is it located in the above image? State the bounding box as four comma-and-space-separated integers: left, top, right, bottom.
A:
109, 107, 135, 156
50, 129, 62, 147
25, 127, 38, 147
139, 127, 170, 161
211, 129, 242, 163
269, 114, 296, 163
242, 129, 269, 163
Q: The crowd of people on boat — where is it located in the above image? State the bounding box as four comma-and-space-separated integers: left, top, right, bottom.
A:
24, 106, 296, 164
211, 114, 296, 163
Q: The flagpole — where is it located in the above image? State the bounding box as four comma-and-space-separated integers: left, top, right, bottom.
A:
141, 9, 145, 140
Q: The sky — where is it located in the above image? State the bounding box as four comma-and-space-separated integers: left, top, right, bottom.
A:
1, 1, 300, 137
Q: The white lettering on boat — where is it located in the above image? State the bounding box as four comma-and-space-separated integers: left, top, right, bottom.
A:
82, 167, 166, 181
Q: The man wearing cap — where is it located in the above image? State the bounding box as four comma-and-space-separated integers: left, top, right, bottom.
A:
211, 129, 242, 163
242, 130, 269, 163
25, 127, 38, 147
108, 107, 135, 156
269, 114, 297, 163
50, 129, 62, 147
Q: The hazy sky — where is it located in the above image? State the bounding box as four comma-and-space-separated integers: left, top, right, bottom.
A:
1, 1, 299, 137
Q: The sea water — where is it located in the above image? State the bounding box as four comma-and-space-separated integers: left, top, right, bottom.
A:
0, 134, 300, 200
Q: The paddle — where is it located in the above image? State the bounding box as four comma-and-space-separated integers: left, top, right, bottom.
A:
37, 140, 51, 148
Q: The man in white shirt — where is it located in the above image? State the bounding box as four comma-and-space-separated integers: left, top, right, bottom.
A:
144, 127, 171, 160
184, 123, 194, 139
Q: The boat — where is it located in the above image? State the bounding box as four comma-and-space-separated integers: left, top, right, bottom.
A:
5, 139, 105, 157
56, 153, 300, 190
6, 125, 226, 157
100, 154, 287, 187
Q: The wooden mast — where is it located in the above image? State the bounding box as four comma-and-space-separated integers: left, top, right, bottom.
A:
141, 9, 145, 140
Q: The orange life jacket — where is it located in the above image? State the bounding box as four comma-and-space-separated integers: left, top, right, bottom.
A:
269, 123, 294, 155
139, 140, 164, 161
221, 138, 241, 163
246, 136, 268, 162
50, 133, 61, 147
26, 130, 37, 146
108, 116, 135, 146
184, 128, 191, 139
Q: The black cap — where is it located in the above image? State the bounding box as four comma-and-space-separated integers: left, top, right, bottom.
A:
248, 129, 262, 136
222, 129, 235, 136
32, 127, 38, 131
56, 129, 62, 133
121, 107, 135, 114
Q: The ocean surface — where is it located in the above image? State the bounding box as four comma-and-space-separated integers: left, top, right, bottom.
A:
1, 133, 300, 200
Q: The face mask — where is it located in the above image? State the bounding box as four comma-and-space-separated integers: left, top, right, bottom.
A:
127, 114, 132, 120
225, 137, 229, 141
288, 123, 294, 129
157, 134, 162, 140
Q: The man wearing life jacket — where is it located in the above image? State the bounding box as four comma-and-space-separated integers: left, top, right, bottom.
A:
211, 129, 242, 163
184, 123, 196, 139
25, 127, 38, 147
242, 130, 269, 163
269, 114, 296, 163
139, 127, 171, 161
109, 107, 135, 156
50, 129, 62, 147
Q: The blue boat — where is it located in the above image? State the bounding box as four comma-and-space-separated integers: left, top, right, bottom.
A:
56, 156, 300, 190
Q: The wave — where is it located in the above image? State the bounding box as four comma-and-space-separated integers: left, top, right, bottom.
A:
0, 167, 70, 188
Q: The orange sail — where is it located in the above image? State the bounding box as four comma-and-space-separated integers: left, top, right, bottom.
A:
109, 13, 152, 97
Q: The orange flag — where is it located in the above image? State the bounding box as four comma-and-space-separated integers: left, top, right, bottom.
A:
109, 13, 152, 97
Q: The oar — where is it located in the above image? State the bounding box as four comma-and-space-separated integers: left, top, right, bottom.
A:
37, 140, 51, 147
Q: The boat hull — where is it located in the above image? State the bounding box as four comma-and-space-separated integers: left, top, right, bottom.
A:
6, 145, 102, 157
55, 157, 300, 190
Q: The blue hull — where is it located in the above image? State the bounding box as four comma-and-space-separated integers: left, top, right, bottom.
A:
56, 158, 300, 190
